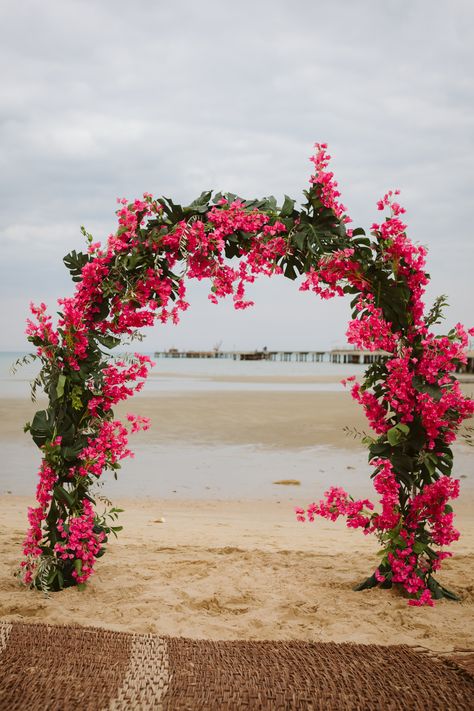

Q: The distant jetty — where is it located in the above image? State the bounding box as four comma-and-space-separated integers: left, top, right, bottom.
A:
154, 347, 388, 365
154, 347, 474, 371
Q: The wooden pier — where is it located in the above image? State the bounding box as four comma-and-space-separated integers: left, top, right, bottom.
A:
460, 349, 474, 374
329, 348, 388, 365
154, 348, 366, 363
153, 347, 474, 371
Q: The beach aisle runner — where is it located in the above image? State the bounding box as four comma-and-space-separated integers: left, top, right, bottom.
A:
0, 622, 473, 710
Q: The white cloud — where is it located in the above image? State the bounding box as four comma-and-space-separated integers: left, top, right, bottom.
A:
1, 0, 473, 349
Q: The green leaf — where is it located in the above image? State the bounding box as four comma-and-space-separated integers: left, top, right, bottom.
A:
158, 197, 185, 222
188, 191, 212, 211
390, 452, 413, 474
369, 442, 391, 457
387, 428, 401, 446
424, 457, 437, 477
436, 583, 460, 601
425, 295, 449, 328
262, 195, 277, 211
224, 241, 240, 259
393, 536, 407, 549
54, 484, 75, 508
283, 263, 297, 280
55, 414, 76, 446
426, 575, 460, 601
47, 568, 58, 585
56, 374, 66, 399
293, 231, 306, 251
62, 436, 88, 462
437, 458, 452, 476
427, 576, 445, 600
354, 573, 378, 591
387, 423, 410, 446
391, 466, 415, 488
280, 195, 295, 218
63, 250, 90, 282
95, 333, 121, 350
92, 299, 110, 322
412, 376, 444, 402
30, 409, 55, 448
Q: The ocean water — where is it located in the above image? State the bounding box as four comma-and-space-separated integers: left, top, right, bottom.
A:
0, 440, 371, 500
3, 351, 471, 500
0, 350, 370, 500
2, 440, 473, 501
0, 351, 367, 397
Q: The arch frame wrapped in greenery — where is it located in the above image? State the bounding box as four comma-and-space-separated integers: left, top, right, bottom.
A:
21, 144, 473, 605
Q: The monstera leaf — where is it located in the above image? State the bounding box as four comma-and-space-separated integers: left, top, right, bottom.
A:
63, 250, 90, 282
30, 409, 55, 448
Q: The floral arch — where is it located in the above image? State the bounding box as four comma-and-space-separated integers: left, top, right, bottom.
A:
22, 144, 473, 606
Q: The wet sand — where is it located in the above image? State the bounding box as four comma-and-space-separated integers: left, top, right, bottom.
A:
0, 390, 401, 450
2, 379, 471, 450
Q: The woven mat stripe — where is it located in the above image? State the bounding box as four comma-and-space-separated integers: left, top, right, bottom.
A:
108, 634, 169, 711
0, 622, 12, 655
163, 638, 474, 711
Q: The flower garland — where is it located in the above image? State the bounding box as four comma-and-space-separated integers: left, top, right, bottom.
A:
22, 144, 473, 605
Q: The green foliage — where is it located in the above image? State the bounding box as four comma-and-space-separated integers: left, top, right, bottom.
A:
63, 250, 90, 282
280, 195, 296, 218
386, 423, 410, 446
95, 333, 121, 350
425, 295, 448, 328
94, 502, 124, 546
29, 409, 55, 448
412, 376, 444, 401
9, 352, 37, 375
427, 576, 460, 601
353, 573, 378, 591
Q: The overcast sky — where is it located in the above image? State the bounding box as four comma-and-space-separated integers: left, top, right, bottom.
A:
1, 0, 473, 353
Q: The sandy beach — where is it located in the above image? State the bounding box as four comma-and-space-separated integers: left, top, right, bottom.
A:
1, 375, 473, 653
0, 389, 371, 450
1, 496, 473, 652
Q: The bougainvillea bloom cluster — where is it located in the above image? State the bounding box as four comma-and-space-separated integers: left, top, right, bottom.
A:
22, 143, 472, 603
295, 148, 473, 605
